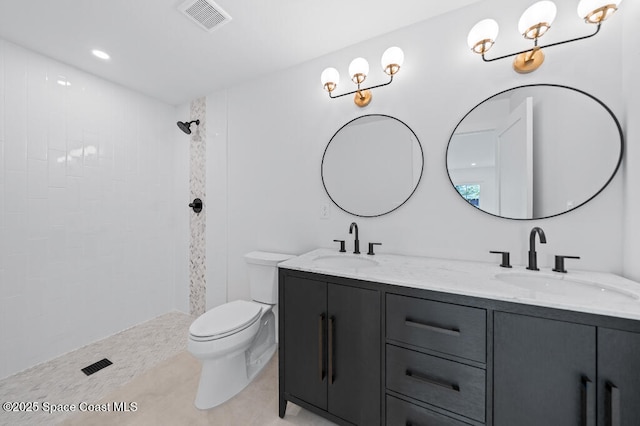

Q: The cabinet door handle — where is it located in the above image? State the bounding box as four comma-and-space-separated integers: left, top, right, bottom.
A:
328, 316, 335, 385
608, 382, 621, 426
318, 314, 325, 382
405, 369, 460, 392
405, 319, 461, 337
582, 376, 595, 426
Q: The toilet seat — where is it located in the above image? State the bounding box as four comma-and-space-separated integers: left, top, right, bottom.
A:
189, 300, 262, 342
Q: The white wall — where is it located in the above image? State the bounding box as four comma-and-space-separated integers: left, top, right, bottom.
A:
0, 39, 183, 379
205, 91, 229, 310
206, 0, 631, 304
174, 103, 191, 314
622, 0, 640, 281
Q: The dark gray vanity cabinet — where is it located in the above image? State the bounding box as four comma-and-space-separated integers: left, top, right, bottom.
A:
493, 312, 597, 426
279, 267, 640, 426
385, 294, 487, 426
597, 328, 640, 426
279, 273, 381, 426
494, 313, 640, 426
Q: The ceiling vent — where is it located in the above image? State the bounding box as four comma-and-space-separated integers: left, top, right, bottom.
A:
178, 0, 232, 32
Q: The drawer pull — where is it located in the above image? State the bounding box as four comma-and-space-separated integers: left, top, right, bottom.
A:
405, 369, 460, 392
405, 319, 461, 337
608, 382, 620, 426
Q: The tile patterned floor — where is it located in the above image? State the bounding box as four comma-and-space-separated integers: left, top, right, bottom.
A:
0, 310, 336, 426
0, 311, 194, 426
60, 350, 336, 426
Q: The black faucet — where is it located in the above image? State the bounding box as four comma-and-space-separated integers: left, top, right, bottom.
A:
349, 222, 360, 254
527, 227, 547, 271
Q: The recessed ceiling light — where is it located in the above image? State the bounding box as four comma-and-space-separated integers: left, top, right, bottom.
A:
471, 162, 477, 166
91, 49, 110, 60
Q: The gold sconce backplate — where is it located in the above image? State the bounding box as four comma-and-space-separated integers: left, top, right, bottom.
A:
354, 90, 372, 107
513, 47, 545, 73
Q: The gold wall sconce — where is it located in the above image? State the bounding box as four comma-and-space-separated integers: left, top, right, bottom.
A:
320, 47, 404, 107
467, 0, 622, 74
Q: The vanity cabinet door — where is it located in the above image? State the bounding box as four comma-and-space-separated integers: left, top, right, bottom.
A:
283, 276, 328, 411
328, 283, 381, 426
493, 312, 596, 426
598, 328, 640, 426
281, 275, 381, 425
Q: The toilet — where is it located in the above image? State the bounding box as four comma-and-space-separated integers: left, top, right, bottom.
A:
188, 251, 295, 410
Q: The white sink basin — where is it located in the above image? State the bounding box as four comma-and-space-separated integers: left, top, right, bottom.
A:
495, 272, 639, 302
312, 254, 379, 269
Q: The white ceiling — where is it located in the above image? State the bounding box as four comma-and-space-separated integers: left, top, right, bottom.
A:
0, 0, 480, 106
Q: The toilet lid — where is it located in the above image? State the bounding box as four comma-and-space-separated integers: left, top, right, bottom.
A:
189, 300, 262, 339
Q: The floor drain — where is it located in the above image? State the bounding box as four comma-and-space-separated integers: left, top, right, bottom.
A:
81, 358, 113, 376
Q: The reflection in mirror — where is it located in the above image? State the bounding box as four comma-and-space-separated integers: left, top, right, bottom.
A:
322, 114, 423, 217
446, 84, 623, 220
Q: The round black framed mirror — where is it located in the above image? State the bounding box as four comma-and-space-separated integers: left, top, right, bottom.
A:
446, 84, 623, 220
321, 114, 424, 217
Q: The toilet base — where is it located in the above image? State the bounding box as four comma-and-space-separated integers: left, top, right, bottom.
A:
192, 310, 277, 410
194, 342, 276, 410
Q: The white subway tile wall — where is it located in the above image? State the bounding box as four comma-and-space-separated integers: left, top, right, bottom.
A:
0, 39, 180, 380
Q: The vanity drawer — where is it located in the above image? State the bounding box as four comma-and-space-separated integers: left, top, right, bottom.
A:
386, 294, 486, 363
387, 395, 475, 426
386, 345, 486, 423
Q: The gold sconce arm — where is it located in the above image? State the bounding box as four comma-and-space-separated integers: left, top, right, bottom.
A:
468, 0, 620, 73
320, 46, 403, 107
481, 22, 601, 64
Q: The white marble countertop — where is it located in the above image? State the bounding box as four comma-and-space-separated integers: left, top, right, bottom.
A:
278, 248, 640, 321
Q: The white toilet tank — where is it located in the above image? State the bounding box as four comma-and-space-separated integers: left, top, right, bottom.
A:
244, 251, 296, 304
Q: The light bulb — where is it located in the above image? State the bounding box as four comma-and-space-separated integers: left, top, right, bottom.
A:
467, 19, 500, 54
348, 57, 369, 84
320, 67, 340, 92
381, 47, 404, 75
578, 0, 622, 23
518, 1, 557, 39
91, 49, 110, 60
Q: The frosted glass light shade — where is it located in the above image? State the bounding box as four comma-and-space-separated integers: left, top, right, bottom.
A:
578, 0, 622, 23
348, 57, 369, 84
518, 1, 557, 38
321, 67, 340, 92
381, 47, 404, 75
467, 19, 500, 53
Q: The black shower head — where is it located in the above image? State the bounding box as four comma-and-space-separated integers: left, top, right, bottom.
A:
177, 119, 200, 135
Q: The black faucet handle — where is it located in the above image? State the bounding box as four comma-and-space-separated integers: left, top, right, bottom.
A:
333, 239, 346, 253
367, 242, 382, 255
490, 251, 512, 268
552, 255, 581, 273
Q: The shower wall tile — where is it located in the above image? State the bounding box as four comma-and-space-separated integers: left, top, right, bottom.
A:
66, 139, 84, 177
4, 170, 26, 215
189, 97, 206, 317
26, 56, 49, 162
48, 149, 67, 188
26, 198, 48, 239
0, 182, 4, 231
3, 44, 27, 173
0, 42, 4, 142
0, 142, 5, 184
26, 239, 47, 281
2, 254, 26, 298
0, 38, 180, 380
47, 80, 66, 152
4, 213, 27, 255
27, 158, 48, 199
